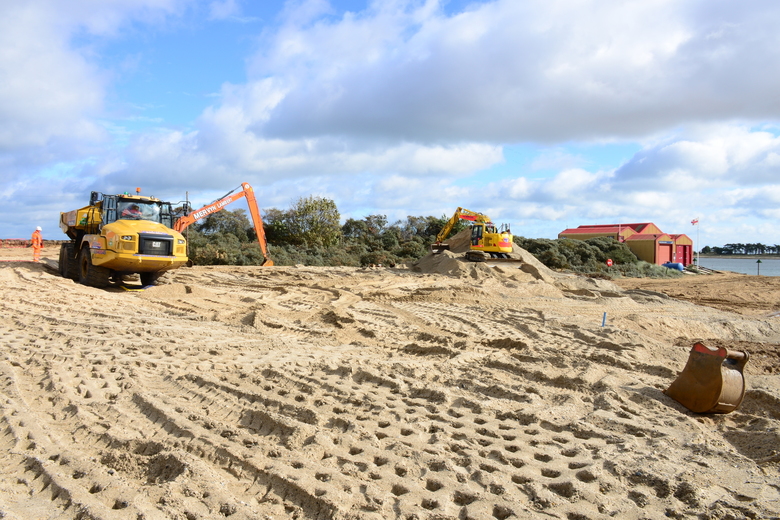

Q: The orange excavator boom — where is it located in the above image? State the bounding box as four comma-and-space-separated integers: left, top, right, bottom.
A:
174, 182, 273, 266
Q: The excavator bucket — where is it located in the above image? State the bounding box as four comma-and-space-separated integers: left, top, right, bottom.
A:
664, 342, 749, 414
431, 242, 450, 254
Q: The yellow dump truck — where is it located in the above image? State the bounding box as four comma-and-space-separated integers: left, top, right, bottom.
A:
59, 189, 189, 287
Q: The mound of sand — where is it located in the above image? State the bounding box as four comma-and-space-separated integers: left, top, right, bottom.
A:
414, 229, 624, 297
1, 244, 779, 520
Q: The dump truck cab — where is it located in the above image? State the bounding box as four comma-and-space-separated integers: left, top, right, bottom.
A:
59, 190, 190, 287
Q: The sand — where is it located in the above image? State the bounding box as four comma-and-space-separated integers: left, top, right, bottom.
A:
1, 239, 779, 520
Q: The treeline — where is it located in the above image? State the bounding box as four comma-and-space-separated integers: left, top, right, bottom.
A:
702, 244, 780, 255
184, 196, 683, 278
185, 196, 468, 267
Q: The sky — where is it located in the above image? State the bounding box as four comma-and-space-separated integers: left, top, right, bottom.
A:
2, 0, 780, 248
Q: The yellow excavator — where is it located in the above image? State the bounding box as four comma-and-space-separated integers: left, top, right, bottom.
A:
432, 207, 514, 262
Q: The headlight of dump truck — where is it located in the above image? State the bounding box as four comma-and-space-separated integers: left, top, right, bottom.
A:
178, 239, 185, 244
121, 235, 133, 241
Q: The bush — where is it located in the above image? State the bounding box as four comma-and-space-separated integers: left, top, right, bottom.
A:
514, 236, 681, 279
612, 261, 683, 278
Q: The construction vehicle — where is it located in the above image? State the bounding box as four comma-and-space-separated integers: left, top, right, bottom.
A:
665, 342, 749, 414
174, 182, 273, 266
432, 207, 514, 262
59, 188, 189, 287
59, 183, 273, 288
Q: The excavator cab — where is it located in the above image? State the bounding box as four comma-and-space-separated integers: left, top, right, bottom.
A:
471, 223, 484, 246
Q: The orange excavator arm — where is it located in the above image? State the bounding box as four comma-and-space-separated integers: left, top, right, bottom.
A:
174, 182, 274, 266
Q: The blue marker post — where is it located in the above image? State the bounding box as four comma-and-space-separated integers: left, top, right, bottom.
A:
602, 312, 607, 327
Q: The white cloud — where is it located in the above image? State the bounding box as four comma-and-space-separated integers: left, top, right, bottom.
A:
542, 168, 604, 201
614, 125, 780, 187
505, 177, 533, 199
0, 4, 104, 152
247, 0, 780, 142
0, 0, 188, 177
447, 123, 780, 244
96, 124, 503, 194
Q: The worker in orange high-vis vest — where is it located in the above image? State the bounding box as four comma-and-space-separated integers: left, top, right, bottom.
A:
31, 226, 43, 262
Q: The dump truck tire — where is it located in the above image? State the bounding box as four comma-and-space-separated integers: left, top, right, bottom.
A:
78, 246, 111, 288
59, 243, 79, 280
140, 270, 171, 286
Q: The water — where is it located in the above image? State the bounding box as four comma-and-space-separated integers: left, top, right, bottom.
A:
697, 257, 780, 276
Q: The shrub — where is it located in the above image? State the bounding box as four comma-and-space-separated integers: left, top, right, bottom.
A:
514, 236, 681, 279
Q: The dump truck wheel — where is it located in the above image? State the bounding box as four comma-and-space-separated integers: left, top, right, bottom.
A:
58, 244, 68, 277
59, 243, 79, 280
140, 270, 171, 286
78, 247, 111, 288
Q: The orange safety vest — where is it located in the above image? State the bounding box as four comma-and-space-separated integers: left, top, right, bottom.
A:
31, 230, 43, 249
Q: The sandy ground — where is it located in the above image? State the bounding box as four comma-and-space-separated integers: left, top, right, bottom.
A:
613, 273, 780, 318
1, 239, 779, 520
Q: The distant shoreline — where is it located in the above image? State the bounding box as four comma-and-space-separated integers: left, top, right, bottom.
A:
697, 254, 780, 260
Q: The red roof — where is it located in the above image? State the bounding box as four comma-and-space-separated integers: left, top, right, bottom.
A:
560, 227, 622, 235
560, 223, 677, 241
572, 223, 657, 232
625, 233, 669, 241
619, 223, 654, 232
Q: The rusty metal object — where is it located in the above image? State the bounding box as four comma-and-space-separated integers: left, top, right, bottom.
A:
664, 342, 749, 414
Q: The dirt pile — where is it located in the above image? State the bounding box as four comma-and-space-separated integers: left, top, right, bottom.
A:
414, 229, 558, 281
414, 230, 626, 298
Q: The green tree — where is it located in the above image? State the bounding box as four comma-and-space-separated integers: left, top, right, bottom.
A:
365, 214, 388, 235
262, 207, 290, 244
194, 209, 251, 242
342, 218, 370, 241
285, 196, 341, 248
187, 209, 274, 266
188, 232, 242, 265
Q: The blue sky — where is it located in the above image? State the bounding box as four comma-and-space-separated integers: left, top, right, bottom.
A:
2, 0, 780, 248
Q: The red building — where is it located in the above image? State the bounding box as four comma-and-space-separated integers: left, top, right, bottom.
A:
558, 223, 694, 266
